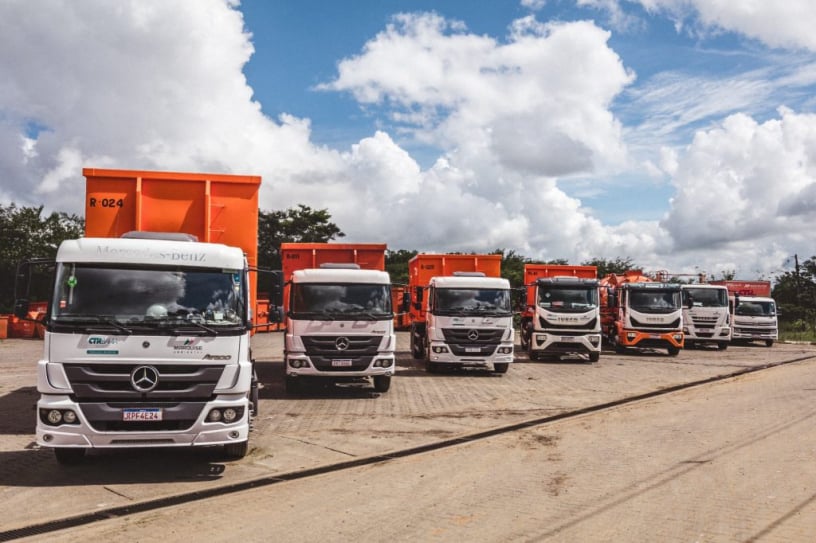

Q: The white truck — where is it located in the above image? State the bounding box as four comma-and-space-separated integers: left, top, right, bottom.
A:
414, 273, 514, 373
16, 233, 256, 464
520, 265, 601, 363
681, 284, 731, 350
712, 280, 778, 347
283, 265, 396, 393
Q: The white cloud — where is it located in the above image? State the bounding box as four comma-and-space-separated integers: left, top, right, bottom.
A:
633, 0, 816, 51
0, 1, 813, 281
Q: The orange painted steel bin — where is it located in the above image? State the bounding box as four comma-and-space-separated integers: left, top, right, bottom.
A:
523, 264, 597, 308
407, 254, 503, 325
279, 243, 387, 315
0, 315, 9, 339
82, 168, 261, 316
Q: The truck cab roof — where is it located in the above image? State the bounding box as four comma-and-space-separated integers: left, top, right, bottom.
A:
429, 275, 510, 289
56, 237, 245, 269
292, 268, 391, 285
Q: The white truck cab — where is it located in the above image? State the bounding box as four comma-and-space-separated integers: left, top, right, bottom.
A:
681, 284, 731, 349
732, 295, 778, 347
22, 234, 255, 464
284, 265, 396, 393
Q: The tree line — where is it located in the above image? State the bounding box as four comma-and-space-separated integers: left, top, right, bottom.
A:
1, 203, 813, 335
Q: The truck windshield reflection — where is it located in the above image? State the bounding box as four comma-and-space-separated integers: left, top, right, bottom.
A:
51, 264, 245, 326
291, 283, 392, 320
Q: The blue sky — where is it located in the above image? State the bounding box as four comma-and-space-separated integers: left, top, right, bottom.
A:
1, 1, 816, 277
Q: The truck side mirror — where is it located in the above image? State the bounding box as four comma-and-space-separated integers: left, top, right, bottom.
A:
13, 299, 30, 320
413, 286, 424, 311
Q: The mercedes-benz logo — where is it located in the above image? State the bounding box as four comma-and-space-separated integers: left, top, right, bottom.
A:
335, 337, 350, 351
467, 329, 480, 341
131, 365, 159, 392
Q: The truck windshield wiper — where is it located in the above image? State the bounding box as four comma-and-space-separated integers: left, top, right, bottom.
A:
169, 319, 219, 335
57, 315, 133, 335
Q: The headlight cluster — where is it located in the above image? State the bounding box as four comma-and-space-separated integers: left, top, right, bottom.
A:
40, 409, 79, 426
207, 407, 244, 424
372, 359, 393, 368
673, 334, 683, 341
432, 346, 449, 353
289, 359, 309, 369
497, 346, 513, 354
627, 332, 637, 340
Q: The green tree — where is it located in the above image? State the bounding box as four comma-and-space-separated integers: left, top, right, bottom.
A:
0, 204, 84, 312
257, 205, 345, 270
773, 256, 816, 328
385, 249, 417, 285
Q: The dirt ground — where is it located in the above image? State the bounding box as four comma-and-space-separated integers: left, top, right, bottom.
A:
1, 333, 815, 541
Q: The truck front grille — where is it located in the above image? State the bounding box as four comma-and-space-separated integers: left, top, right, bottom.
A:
302, 335, 381, 372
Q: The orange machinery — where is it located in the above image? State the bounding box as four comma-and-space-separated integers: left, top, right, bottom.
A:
404, 253, 502, 328
522, 264, 597, 319
710, 280, 771, 297
82, 168, 263, 323
279, 243, 387, 315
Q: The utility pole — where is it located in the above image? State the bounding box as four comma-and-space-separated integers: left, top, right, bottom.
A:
795, 254, 801, 304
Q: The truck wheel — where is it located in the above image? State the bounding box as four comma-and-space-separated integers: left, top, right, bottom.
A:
717, 342, 728, 351
224, 440, 248, 460
373, 375, 391, 392
589, 352, 600, 363
54, 447, 85, 465
765, 339, 774, 347
667, 346, 680, 356
493, 363, 509, 374
685, 341, 695, 349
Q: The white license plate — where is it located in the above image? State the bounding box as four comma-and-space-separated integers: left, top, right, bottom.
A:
465, 347, 481, 353
123, 408, 162, 422
649, 334, 662, 339
332, 359, 353, 367
560, 336, 576, 342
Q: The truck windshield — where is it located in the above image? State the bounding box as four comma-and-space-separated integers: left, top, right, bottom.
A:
537, 286, 598, 312
51, 263, 245, 328
683, 288, 728, 307
735, 301, 776, 316
629, 289, 681, 313
291, 283, 392, 320
434, 288, 512, 316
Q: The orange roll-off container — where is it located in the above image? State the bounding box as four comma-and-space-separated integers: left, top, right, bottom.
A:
82, 168, 261, 318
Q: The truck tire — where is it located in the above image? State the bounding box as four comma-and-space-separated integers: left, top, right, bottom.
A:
765, 339, 774, 347
410, 324, 425, 359
685, 341, 695, 349
493, 363, 509, 374
373, 375, 391, 392
589, 351, 600, 363
717, 342, 728, 350
54, 447, 85, 465
250, 369, 260, 416
224, 440, 248, 460
667, 346, 680, 356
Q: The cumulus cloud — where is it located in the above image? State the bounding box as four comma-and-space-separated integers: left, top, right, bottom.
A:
634, 0, 816, 51
662, 108, 816, 259
1, 1, 814, 281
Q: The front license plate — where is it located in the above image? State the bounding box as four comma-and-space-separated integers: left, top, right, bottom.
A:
465, 347, 481, 353
649, 334, 662, 339
560, 336, 575, 342
332, 359, 353, 367
123, 408, 162, 422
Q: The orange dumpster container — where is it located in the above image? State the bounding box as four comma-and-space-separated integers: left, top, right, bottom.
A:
82, 168, 261, 316
0, 315, 9, 339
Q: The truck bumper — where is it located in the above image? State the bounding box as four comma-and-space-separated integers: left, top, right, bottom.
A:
285, 353, 396, 378
426, 342, 514, 367
529, 333, 601, 356
620, 330, 684, 349
36, 394, 249, 449
683, 325, 731, 345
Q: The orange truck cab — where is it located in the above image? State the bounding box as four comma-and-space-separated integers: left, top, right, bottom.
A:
600, 270, 684, 356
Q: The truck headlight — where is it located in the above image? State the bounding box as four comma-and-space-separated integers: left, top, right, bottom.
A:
497, 347, 513, 354
627, 332, 637, 340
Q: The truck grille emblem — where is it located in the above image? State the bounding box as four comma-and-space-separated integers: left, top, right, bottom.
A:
467, 329, 480, 341
131, 366, 159, 392
335, 337, 350, 351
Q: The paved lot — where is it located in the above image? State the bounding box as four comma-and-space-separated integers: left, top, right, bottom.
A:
1, 333, 814, 535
